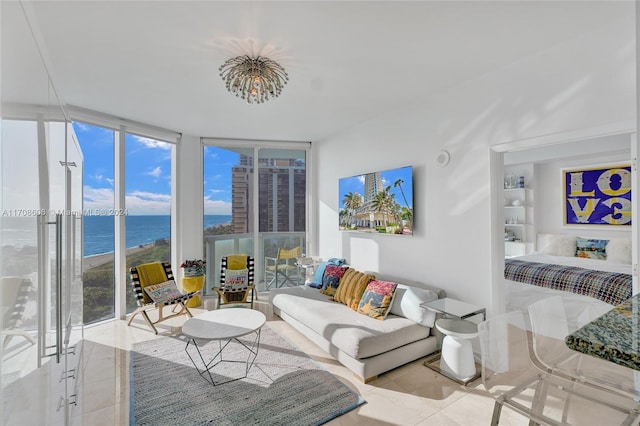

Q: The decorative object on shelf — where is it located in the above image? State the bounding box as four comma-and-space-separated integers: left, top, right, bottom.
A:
435, 150, 450, 168
180, 259, 206, 277
563, 164, 631, 226
219, 55, 289, 104
511, 199, 522, 206
517, 176, 525, 188
504, 175, 517, 189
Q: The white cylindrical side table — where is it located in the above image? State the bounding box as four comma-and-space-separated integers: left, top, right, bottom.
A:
436, 318, 479, 382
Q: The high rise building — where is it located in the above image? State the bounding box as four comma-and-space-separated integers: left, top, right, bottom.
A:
231, 154, 306, 233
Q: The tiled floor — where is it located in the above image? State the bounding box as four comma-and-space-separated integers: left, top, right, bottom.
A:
76, 296, 632, 426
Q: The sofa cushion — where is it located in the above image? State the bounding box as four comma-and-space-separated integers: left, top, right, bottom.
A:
321, 265, 348, 296
357, 280, 397, 320
390, 284, 439, 328
270, 286, 431, 359
333, 268, 374, 310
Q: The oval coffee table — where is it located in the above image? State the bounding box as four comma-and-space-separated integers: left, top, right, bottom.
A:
183, 308, 266, 386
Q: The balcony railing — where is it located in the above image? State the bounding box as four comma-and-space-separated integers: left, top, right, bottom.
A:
203, 232, 306, 296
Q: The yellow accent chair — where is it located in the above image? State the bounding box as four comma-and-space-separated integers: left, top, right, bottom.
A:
264, 246, 301, 290
215, 255, 256, 308
128, 262, 197, 334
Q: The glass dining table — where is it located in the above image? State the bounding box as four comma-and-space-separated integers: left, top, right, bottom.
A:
565, 293, 640, 372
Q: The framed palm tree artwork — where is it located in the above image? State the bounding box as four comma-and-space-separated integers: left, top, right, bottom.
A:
338, 165, 413, 235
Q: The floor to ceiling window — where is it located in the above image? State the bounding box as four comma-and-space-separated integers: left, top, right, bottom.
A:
74, 122, 116, 324
203, 141, 309, 292
73, 120, 176, 320
124, 134, 172, 313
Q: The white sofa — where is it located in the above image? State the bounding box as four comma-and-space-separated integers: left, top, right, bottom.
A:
269, 273, 446, 383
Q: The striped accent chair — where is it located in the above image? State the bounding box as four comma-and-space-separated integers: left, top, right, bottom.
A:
215, 255, 256, 308
128, 261, 197, 334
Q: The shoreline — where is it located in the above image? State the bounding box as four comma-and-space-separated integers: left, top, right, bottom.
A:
83, 243, 154, 271
82, 220, 232, 272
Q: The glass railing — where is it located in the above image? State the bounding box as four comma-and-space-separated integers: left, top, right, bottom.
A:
203, 232, 306, 295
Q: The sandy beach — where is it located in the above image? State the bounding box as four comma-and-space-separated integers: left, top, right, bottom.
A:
83, 243, 153, 271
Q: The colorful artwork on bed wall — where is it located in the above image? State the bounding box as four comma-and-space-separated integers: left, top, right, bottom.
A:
564, 164, 631, 226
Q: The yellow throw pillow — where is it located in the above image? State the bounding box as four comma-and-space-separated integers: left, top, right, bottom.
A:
333, 268, 356, 303
347, 273, 375, 311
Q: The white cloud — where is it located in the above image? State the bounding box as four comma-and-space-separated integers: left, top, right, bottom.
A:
74, 122, 90, 132
129, 190, 171, 202
125, 191, 171, 215
146, 166, 162, 178
209, 189, 225, 194
133, 135, 172, 150
83, 186, 115, 210
204, 196, 231, 215
83, 186, 172, 215
106, 178, 114, 186
357, 175, 365, 184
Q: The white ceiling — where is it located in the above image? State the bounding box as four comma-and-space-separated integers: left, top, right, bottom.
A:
2, 1, 631, 142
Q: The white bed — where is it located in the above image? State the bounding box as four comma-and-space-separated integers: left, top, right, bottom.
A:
504, 251, 631, 329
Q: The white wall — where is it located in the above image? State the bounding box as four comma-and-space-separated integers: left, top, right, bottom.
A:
313, 12, 635, 312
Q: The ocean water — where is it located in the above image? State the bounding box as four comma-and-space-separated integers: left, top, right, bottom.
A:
83, 215, 231, 257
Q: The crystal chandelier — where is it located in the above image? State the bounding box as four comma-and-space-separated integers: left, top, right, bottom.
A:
219, 55, 289, 104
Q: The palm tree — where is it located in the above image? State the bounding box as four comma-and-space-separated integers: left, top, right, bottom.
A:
393, 178, 412, 229
339, 209, 349, 227
372, 186, 395, 228
343, 192, 363, 227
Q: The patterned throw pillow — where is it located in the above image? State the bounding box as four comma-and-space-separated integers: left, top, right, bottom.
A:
144, 280, 182, 304
224, 268, 249, 289
333, 268, 375, 310
576, 237, 608, 260
357, 280, 398, 320
321, 265, 348, 296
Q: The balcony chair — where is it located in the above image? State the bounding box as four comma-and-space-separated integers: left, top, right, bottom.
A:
215, 255, 256, 308
264, 246, 301, 290
528, 296, 637, 398
128, 261, 197, 334
479, 310, 640, 426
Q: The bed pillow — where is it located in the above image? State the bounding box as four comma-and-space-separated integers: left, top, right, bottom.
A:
320, 265, 348, 296
575, 237, 608, 260
357, 280, 398, 320
606, 238, 631, 264
542, 234, 576, 257
389, 284, 439, 327
144, 280, 182, 303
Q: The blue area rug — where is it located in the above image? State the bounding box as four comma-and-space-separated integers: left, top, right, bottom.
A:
131, 324, 365, 425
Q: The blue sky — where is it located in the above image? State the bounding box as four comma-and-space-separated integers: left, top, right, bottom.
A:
338, 166, 413, 210
73, 122, 235, 215
74, 122, 173, 215
203, 146, 238, 215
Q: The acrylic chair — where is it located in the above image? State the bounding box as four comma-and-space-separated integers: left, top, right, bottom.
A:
528, 296, 638, 398
215, 255, 256, 308
128, 261, 197, 334
264, 246, 301, 289
479, 310, 640, 426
